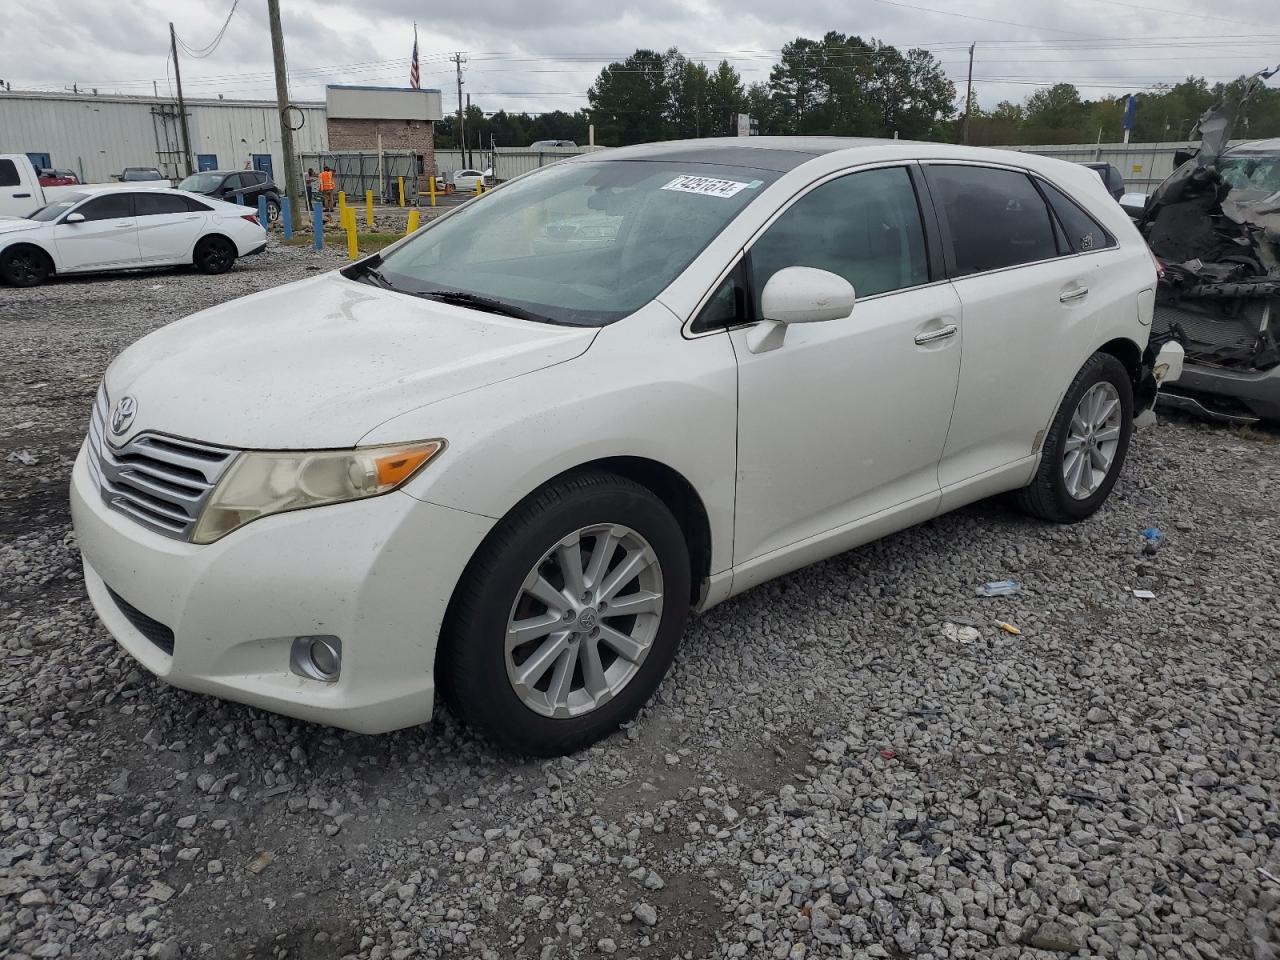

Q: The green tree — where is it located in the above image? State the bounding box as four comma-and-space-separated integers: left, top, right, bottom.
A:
587, 49, 671, 145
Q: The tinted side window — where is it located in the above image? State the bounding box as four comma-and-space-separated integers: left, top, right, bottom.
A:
0, 160, 19, 187
927, 165, 1057, 276
76, 194, 134, 221
749, 166, 929, 313
184, 196, 213, 212
1038, 180, 1115, 253
223, 174, 245, 190
135, 193, 191, 216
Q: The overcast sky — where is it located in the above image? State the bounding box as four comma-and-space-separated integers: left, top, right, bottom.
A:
3, 0, 1278, 115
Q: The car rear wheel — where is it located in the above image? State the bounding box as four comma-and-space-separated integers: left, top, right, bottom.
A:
439, 472, 691, 756
265, 198, 281, 223
193, 236, 236, 275
0, 246, 52, 287
1016, 352, 1134, 523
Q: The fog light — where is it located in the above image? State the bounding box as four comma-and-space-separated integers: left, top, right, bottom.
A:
290, 635, 342, 682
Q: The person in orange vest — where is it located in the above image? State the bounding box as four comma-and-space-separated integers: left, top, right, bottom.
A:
319, 166, 336, 211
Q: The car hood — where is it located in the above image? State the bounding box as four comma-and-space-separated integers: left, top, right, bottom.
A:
0, 218, 40, 235
104, 271, 597, 448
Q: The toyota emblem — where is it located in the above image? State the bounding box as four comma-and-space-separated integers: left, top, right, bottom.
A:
110, 396, 138, 436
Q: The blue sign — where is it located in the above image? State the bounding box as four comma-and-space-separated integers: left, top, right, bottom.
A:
1122, 95, 1137, 132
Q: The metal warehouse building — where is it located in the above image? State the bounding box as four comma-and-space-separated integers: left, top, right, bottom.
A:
0, 89, 328, 184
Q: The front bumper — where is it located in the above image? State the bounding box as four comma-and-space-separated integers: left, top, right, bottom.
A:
70, 444, 494, 734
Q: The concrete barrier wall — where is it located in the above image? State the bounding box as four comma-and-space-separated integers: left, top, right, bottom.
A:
995, 140, 1250, 191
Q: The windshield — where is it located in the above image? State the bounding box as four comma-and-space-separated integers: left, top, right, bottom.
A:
27, 195, 86, 221
1218, 155, 1280, 202
123, 169, 162, 181
375, 159, 779, 325
179, 173, 222, 192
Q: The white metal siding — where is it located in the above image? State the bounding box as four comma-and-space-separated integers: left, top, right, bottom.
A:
0, 92, 327, 185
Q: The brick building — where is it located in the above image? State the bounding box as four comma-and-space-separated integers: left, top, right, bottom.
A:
324, 84, 444, 184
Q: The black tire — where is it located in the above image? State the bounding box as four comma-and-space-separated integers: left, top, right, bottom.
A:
439, 472, 692, 756
193, 236, 236, 275
1016, 352, 1134, 523
0, 245, 52, 287
265, 198, 281, 223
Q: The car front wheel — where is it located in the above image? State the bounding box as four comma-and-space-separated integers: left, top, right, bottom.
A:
1017, 351, 1134, 523
193, 236, 236, 275
0, 246, 52, 287
439, 472, 691, 756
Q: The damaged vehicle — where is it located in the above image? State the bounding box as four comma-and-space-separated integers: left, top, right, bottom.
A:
1138, 65, 1280, 422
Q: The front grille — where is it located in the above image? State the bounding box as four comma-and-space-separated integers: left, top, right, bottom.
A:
85, 385, 239, 541
106, 585, 175, 655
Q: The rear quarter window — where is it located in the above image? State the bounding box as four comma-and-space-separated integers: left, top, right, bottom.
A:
1038, 179, 1116, 253
0, 159, 20, 187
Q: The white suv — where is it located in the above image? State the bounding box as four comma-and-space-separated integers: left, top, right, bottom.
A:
70, 138, 1183, 755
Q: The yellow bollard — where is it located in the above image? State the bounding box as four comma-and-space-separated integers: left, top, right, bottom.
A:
428, 176, 437, 208
397, 176, 405, 207
365, 190, 374, 228
345, 210, 358, 260
405, 209, 420, 235
337, 191, 347, 217
475, 178, 482, 196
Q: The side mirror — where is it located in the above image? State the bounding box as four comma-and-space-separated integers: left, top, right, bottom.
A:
64, 212, 85, 224
748, 266, 855, 353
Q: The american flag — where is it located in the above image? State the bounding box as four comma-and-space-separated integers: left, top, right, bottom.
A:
409, 26, 420, 89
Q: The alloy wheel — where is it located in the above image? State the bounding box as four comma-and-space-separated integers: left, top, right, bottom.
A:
505, 524, 664, 719
1063, 381, 1122, 499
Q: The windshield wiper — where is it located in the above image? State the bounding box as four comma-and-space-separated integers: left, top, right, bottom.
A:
357, 264, 395, 289
416, 290, 555, 324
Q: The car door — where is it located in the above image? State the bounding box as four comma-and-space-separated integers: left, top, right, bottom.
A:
0, 158, 38, 218
923, 164, 1107, 499
50, 193, 139, 270
217, 173, 247, 205
726, 164, 963, 579
135, 192, 206, 263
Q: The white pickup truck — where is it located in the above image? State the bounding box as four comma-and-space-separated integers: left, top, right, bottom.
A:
0, 154, 170, 219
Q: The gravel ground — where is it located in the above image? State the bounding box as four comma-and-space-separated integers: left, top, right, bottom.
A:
1, 243, 1278, 960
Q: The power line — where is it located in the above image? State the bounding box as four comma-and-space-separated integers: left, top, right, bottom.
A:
175, 0, 239, 60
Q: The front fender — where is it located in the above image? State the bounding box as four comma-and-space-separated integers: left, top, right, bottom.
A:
360, 303, 740, 576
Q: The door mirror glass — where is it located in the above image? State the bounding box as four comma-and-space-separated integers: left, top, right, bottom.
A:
64, 212, 85, 224
760, 266, 855, 324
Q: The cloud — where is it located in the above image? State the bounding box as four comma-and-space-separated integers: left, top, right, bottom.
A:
2, 0, 1276, 114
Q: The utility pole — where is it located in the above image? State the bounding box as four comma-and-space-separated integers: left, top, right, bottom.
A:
962, 42, 975, 145
466, 93, 473, 168
169, 22, 194, 176
267, 0, 302, 231
452, 53, 467, 169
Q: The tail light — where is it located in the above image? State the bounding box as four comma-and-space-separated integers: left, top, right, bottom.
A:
242, 214, 260, 226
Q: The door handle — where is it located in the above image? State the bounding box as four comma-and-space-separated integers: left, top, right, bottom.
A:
914, 323, 958, 345
13, 192, 31, 198
1059, 286, 1089, 303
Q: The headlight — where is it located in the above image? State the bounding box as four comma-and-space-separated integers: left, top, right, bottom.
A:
191, 440, 444, 544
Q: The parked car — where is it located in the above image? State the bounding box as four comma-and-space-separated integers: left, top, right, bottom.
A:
71, 138, 1181, 755
177, 169, 282, 221
121, 167, 167, 182
451, 168, 494, 192
1137, 66, 1280, 423
1081, 161, 1126, 200
38, 168, 81, 187
0, 188, 266, 286
0, 153, 170, 219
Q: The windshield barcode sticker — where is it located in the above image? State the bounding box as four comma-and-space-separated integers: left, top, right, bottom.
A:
661, 175, 750, 198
